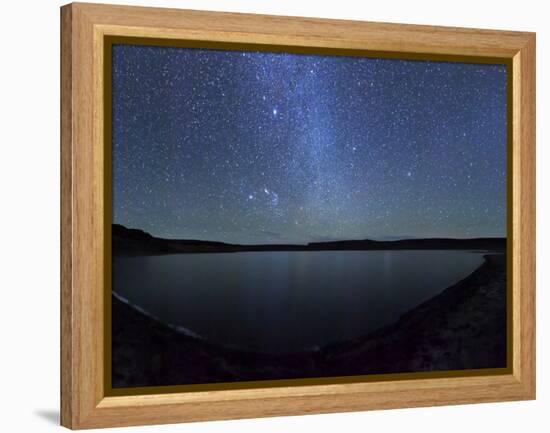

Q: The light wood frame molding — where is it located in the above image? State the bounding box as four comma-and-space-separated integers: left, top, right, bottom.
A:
60, 2, 535, 429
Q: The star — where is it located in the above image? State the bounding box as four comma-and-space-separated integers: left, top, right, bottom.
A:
112, 43, 507, 243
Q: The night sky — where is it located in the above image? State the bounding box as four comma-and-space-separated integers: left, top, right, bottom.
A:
112, 44, 507, 245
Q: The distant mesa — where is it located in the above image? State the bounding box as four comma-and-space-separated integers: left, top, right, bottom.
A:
112, 224, 506, 256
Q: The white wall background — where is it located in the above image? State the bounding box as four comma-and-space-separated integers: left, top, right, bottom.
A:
0, 0, 546, 431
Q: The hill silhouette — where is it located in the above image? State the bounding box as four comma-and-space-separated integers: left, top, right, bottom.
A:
112, 223, 506, 255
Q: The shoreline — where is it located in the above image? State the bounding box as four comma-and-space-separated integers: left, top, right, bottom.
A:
112, 253, 506, 388
112, 223, 506, 256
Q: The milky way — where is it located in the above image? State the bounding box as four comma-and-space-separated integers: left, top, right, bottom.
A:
111, 44, 507, 244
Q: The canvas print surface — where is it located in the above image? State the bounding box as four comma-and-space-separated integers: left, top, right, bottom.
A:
110, 44, 507, 388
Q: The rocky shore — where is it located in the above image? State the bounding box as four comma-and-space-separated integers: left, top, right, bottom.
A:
112, 254, 506, 388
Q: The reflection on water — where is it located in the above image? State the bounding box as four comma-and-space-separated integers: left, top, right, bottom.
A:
113, 250, 484, 353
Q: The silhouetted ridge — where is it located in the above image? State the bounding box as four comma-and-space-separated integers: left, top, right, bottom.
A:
112, 224, 505, 256
307, 237, 506, 250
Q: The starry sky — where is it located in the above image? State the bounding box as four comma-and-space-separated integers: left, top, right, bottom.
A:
112, 44, 507, 245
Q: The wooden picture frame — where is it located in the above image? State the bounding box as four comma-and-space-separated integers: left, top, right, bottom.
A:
60, 2, 536, 429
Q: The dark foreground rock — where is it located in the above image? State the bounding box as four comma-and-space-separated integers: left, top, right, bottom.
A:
319, 254, 507, 375
112, 254, 506, 388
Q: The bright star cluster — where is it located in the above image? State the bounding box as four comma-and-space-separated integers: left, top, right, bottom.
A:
112, 44, 507, 244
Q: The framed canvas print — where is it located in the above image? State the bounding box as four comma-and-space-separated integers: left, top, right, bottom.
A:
60, 2, 536, 429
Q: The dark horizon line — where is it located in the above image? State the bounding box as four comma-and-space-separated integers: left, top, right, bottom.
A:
112, 223, 506, 248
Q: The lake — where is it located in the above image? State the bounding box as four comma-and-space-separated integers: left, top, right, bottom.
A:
112, 250, 484, 353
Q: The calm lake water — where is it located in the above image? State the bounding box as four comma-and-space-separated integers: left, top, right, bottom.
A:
112, 250, 484, 353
